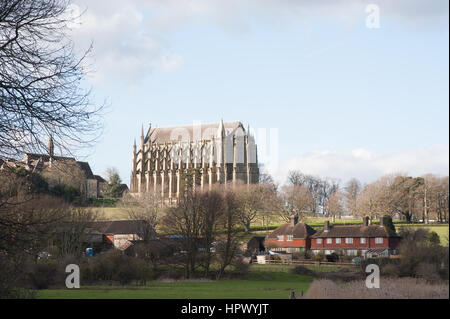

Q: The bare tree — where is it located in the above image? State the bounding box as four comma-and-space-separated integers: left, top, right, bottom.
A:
53, 207, 98, 256
0, 169, 68, 255
324, 190, 344, 222
344, 178, 361, 217
198, 188, 225, 277
279, 184, 315, 222
287, 170, 339, 215
215, 188, 242, 280
160, 176, 203, 278
235, 183, 278, 232
0, 0, 103, 159
119, 191, 163, 241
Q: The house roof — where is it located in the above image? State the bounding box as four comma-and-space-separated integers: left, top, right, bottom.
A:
145, 121, 244, 144
311, 225, 400, 238
267, 222, 316, 239
93, 175, 106, 183
24, 153, 76, 162
76, 161, 95, 179
86, 220, 150, 235
22, 153, 96, 179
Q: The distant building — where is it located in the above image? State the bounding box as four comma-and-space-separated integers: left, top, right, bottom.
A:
86, 220, 155, 251
265, 215, 316, 253
0, 136, 106, 198
265, 216, 401, 259
310, 217, 401, 258
130, 120, 259, 201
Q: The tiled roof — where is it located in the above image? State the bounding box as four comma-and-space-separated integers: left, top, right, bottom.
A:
93, 175, 106, 183
311, 225, 400, 238
76, 161, 94, 179
145, 121, 243, 143
267, 222, 316, 239
24, 153, 76, 161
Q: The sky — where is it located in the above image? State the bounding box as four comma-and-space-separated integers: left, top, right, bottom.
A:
67, 0, 449, 186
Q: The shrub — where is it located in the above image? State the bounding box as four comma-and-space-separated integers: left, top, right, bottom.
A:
314, 254, 324, 262
28, 262, 58, 289
80, 250, 156, 285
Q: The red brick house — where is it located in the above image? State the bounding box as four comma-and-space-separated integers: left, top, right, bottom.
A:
310, 217, 401, 258
265, 215, 316, 253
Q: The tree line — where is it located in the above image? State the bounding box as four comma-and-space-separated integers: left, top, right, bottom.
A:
284, 170, 449, 224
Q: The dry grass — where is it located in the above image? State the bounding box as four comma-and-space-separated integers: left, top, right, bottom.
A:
304, 278, 449, 299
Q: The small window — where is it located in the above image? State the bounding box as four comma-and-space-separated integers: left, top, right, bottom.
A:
345, 238, 353, 244
375, 237, 383, 244
277, 235, 284, 241
326, 238, 332, 244
316, 238, 322, 244
335, 238, 341, 244
286, 235, 293, 241
360, 237, 367, 244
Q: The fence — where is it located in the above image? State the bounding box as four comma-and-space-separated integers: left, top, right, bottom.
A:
251, 258, 357, 267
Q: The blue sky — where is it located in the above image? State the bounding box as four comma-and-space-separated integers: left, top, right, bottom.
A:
68, 0, 449, 186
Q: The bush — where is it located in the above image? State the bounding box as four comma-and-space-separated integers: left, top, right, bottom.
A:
81, 250, 156, 285
28, 262, 58, 289
314, 254, 325, 262
359, 228, 449, 281
326, 253, 339, 262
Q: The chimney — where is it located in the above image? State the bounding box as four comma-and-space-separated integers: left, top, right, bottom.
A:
380, 216, 385, 227
323, 221, 330, 232
290, 214, 298, 226
363, 216, 369, 227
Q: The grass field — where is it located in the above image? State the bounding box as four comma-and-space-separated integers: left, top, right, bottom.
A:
396, 224, 449, 246
36, 270, 313, 299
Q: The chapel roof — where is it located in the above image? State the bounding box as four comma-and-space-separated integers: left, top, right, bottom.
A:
144, 121, 244, 144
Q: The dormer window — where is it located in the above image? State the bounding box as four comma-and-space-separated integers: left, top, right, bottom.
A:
277, 235, 284, 241
286, 235, 293, 241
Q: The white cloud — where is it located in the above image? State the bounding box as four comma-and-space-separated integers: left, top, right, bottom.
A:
273, 144, 449, 185
69, 1, 184, 85
67, 0, 448, 84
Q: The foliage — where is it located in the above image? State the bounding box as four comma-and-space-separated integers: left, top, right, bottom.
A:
103, 168, 128, 198
361, 228, 449, 281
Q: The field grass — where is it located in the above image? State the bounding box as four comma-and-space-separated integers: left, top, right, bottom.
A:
36, 271, 313, 299
396, 224, 449, 246
248, 264, 344, 273
95, 207, 129, 220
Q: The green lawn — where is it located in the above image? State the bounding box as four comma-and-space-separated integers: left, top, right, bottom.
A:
396, 224, 449, 246
36, 271, 313, 299
95, 207, 129, 220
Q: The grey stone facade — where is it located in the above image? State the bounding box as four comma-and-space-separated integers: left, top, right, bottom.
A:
130, 120, 259, 200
